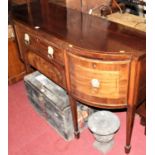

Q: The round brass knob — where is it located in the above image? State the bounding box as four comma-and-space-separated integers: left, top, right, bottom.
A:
91, 79, 100, 88
24, 33, 30, 45
47, 46, 54, 59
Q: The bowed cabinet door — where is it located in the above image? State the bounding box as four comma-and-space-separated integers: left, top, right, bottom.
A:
65, 52, 131, 108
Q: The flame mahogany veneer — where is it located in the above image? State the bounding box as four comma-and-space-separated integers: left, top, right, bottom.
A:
12, 1, 145, 153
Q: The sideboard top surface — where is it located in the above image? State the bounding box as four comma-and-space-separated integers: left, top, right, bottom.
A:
12, 1, 146, 54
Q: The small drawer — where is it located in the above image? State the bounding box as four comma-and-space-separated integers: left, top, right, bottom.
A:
23, 32, 64, 65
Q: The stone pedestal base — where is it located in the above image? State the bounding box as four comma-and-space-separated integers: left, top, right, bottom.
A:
93, 140, 114, 154
88, 111, 120, 154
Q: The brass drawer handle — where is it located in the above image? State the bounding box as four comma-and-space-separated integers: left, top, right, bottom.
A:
24, 33, 30, 45
48, 46, 54, 59
91, 79, 100, 88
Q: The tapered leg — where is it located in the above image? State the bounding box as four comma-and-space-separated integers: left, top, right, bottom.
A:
125, 105, 136, 153
69, 96, 80, 138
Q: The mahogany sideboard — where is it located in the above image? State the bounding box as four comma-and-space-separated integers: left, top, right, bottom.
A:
12, 0, 146, 153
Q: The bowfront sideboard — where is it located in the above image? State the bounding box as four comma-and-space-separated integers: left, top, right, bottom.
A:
12, 1, 146, 153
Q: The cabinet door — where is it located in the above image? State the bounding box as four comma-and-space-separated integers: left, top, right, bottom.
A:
27, 51, 66, 88
66, 52, 131, 107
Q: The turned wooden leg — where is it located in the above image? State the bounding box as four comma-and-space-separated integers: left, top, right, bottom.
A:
125, 105, 136, 153
69, 96, 80, 139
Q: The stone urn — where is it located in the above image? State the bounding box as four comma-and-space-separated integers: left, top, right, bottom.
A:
88, 110, 120, 154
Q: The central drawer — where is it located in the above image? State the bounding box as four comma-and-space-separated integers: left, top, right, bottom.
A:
24, 32, 65, 65
14, 23, 65, 66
